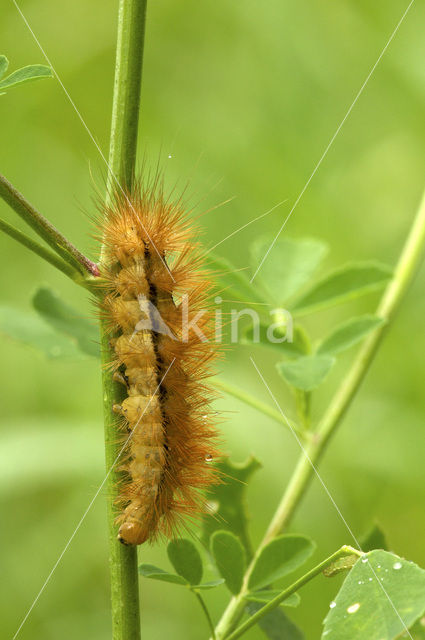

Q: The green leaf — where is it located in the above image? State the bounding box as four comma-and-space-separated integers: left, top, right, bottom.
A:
0, 55, 9, 79
0, 305, 86, 359
242, 323, 310, 358
32, 287, 99, 358
211, 530, 246, 594
246, 602, 304, 640
360, 523, 388, 553
192, 579, 225, 590
322, 550, 425, 640
201, 456, 262, 557
245, 590, 301, 608
0, 64, 52, 91
206, 252, 266, 303
167, 539, 203, 586
248, 534, 316, 591
250, 236, 328, 304
277, 355, 335, 391
317, 315, 385, 356
292, 262, 392, 315
138, 564, 188, 585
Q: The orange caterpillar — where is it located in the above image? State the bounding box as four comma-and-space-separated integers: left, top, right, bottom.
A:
100, 179, 221, 546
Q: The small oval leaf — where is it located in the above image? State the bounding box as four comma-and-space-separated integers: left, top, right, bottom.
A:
0, 64, 52, 90
242, 323, 310, 358
248, 534, 315, 591
317, 315, 385, 356
211, 530, 246, 594
167, 539, 203, 586
250, 236, 328, 305
277, 355, 335, 391
138, 564, 188, 585
292, 262, 392, 316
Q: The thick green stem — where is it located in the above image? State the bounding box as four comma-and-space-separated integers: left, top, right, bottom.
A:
225, 546, 361, 640
100, 2, 147, 640
106, 0, 147, 196
214, 187, 425, 639
0, 217, 80, 281
0, 172, 98, 277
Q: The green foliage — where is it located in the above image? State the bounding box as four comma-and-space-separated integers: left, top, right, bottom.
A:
167, 539, 203, 586
246, 602, 304, 640
206, 252, 264, 303
292, 262, 392, 316
250, 236, 328, 304
242, 324, 310, 357
212, 239, 392, 400
360, 523, 388, 553
317, 315, 385, 356
0, 288, 99, 360
201, 456, 261, 556
33, 286, 99, 357
245, 590, 300, 608
322, 551, 425, 640
0, 55, 52, 94
0, 304, 85, 359
248, 534, 315, 591
139, 541, 224, 592
211, 531, 246, 594
277, 355, 335, 391
138, 564, 188, 585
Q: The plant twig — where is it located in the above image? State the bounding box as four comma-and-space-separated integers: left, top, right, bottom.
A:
0, 216, 79, 281
213, 187, 425, 639
225, 546, 361, 640
194, 591, 217, 640
212, 378, 306, 439
106, 0, 147, 196
99, 1, 147, 640
0, 172, 99, 277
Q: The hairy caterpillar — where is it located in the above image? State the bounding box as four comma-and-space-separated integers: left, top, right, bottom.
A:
100, 178, 221, 546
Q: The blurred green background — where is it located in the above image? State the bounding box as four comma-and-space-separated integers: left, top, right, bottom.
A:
1, 1, 425, 638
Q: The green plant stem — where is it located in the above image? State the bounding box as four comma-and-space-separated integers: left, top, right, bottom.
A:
225, 546, 361, 640
194, 591, 217, 640
0, 217, 79, 281
106, 0, 147, 196
212, 378, 306, 439
100, 2, 147, 640
0, 171, 98, 277
214, 188, 425, 639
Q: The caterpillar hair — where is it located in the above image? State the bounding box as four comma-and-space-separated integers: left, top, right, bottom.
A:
99, 176, 222, 546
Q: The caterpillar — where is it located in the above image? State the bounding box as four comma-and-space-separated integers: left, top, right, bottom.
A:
100, 177, 221, 546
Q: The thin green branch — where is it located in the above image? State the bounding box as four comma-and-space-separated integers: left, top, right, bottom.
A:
0, 217, 79, 281
100, 2, 147, 640
106, 0, 147, 197
0, 172, 99, 277
214, 187, 425, 639
225, 546, 361, 640
194, 591, 217, 640
212, 378, 306, 439
263, 185, 425, 544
